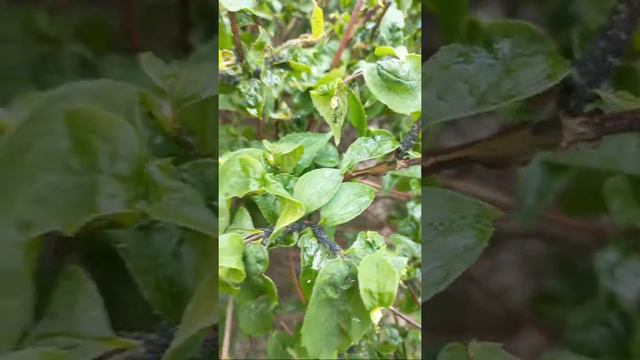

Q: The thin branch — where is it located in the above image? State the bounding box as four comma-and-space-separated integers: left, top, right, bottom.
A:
402, 281, 422, 308
279, 320, 294, 336
343, 70, 363, 85
438, 177, 619, 239
119, 0, 141, 52
228, 12, 245, 63
221, 298, 234, 360
346, 157, 421, 180
356, 179, 413, 201
289, 250, 307, 305
331, 0, 364, 68
422, 110, 640, 175
388, 307, 421, 329
566, 0, 640, 113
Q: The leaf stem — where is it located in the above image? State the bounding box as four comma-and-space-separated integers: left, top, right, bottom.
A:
289, 250, 307, 305
388, 307, 421, 329
221, 297, 234, 360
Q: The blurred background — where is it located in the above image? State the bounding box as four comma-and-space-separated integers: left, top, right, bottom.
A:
424, 1, 640, 359
0, 0, 215, 105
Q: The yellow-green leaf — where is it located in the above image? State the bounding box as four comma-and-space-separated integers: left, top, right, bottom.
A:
311, 1, 324, 40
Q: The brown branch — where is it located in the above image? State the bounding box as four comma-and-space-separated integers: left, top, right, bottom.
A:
345, 157, 421, 180
402, 281, 422, 308
289, 250, 306, 305
438, 177, 618, 240
228, 12, 245, 63
388, 307, 421, 329
356, 179, 413, 201
331, 0, 364, 68
279, 320, 294, 336
423, 109, 640, 175
119, 0, 141, 52
221, 297, 234, 360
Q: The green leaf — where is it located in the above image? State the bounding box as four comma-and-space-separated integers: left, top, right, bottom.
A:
220, 0, 256, 12
310, 80, 348, 144
293, 168, 343, 213
0, 348, 69, 360
314, 142, 340, 168
347, 88, 367, 136
162, 270, 217, 360
23, 266, 137, 359
424, 21, 570, 125
357, 251, 400, 310
108, 223, 215, 323
320, 182, 376, 226
345, 231, 386, 264
423, 188, 502, 301
0, 238, 32, 351
340, 129, 399, 172
139, 53, 216, 102
145, 159, 216, 236
301, 259, 370, 359
547, 134, 640, 176
267, 331, 296, 360
298, 229, 333, 299
311, 0, 324, 40
175, 96, 216, 156
263, 174, 306, 235
227, 207, 255, 234
219, 149, 266, 200
277, 132, 332, 174
219, 233, 246, 291
603, 175, 640, 228
426, 0, 469, 44
389, 234, 421, 260
236, 244, 278, 336
263, 140, 304, 174
363, 54, 421, 115
238, 296, 276, 336
378, 2, 405, 46
0, 82, 149, 350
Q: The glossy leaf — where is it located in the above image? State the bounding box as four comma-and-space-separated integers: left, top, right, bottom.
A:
301, 259, 370, 359
340, 129, 399, 172
163, 270, 217, 360
311, 0, 324, 40
145, 159, 216, 236
363, 54, 421, 115
358, 251, 400, 310
263, 174, 305, 235
108, 223, 215, 323
423, 188, 502, 301
277, 132, 332, 174
424, 21, 570, 125
347, 88, 367, 136
310, 80, 348, 144
219, 233, 246, 291
23, 266, 137, 359
298, 229, 333, 299
293, 168, 343, 213
320, 182, 376, 226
